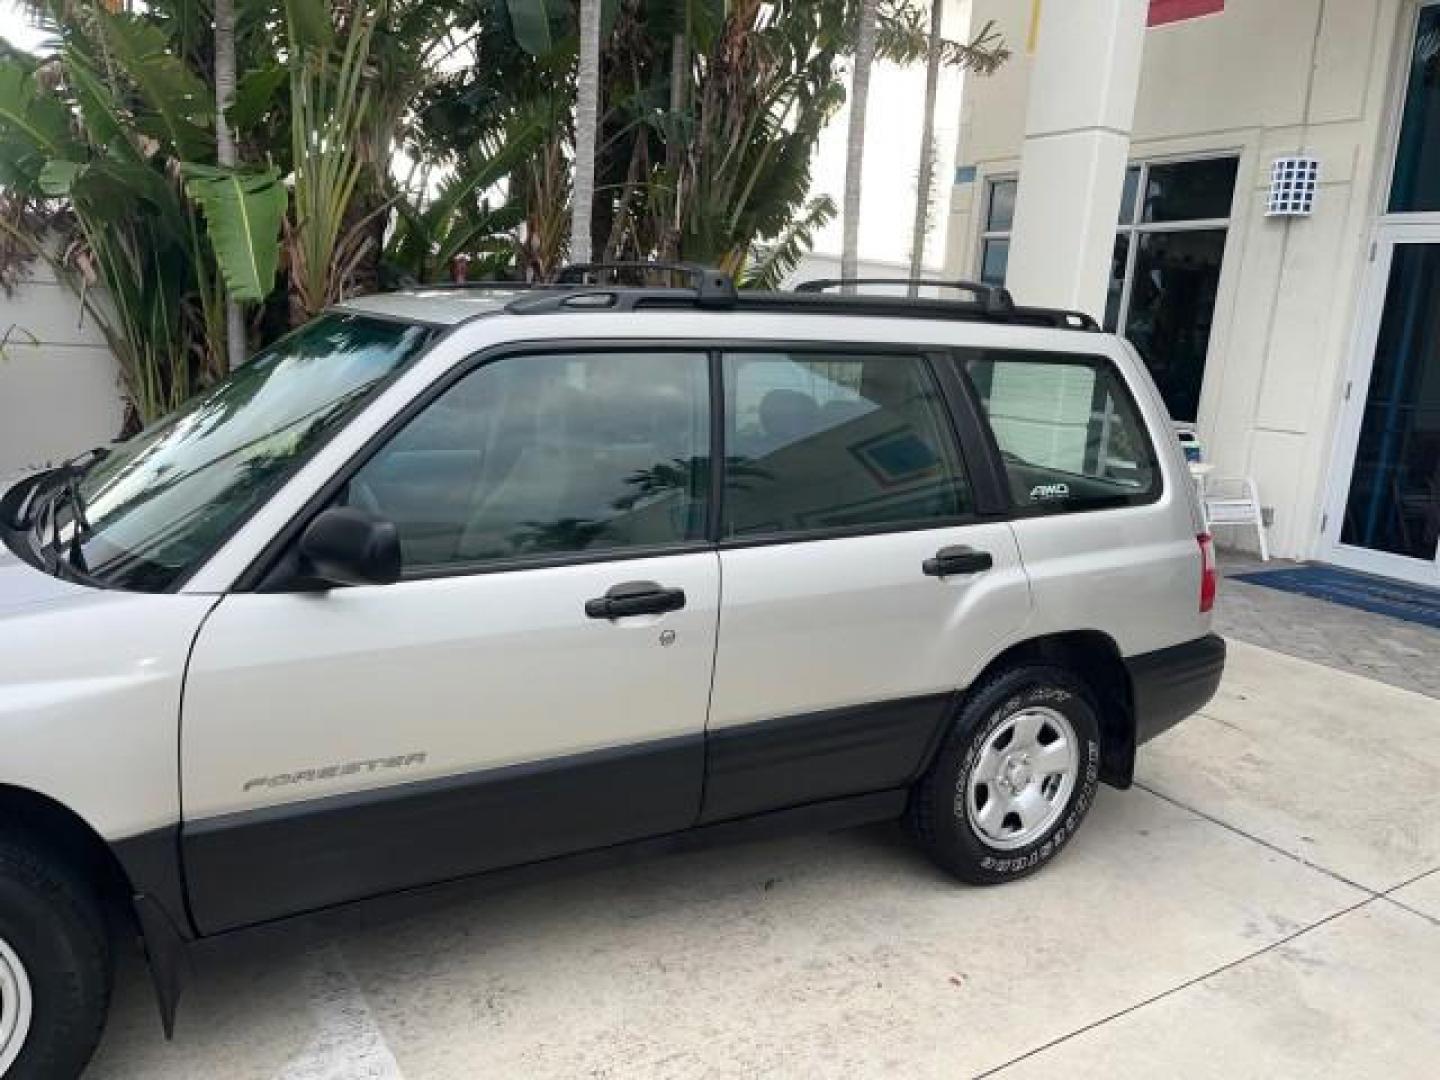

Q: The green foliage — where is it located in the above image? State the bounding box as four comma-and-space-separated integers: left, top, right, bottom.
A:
285, 2, 377, 319
182, 165, 288, 302
386, 125, 542, 283
506, 0, 561, 56
92, 12, 214, 159
0, 0, 1009, 429
0, 62, 78, 189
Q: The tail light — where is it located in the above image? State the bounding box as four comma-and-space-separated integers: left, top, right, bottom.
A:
1198, 533, 1217, 613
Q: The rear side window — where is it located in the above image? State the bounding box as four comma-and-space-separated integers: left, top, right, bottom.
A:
964, 351, 1160, 512
722, 351, 972, 538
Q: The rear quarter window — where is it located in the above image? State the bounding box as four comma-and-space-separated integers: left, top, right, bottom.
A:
963, 350, 1161, 513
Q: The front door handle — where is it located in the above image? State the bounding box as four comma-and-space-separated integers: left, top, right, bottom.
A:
585, 580, 687, 619
923, 545, 994, 578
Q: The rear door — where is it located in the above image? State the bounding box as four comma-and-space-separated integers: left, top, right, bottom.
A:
701, 347, 1032, 823
181, 348, 719, 933
960, 347, 1204, 655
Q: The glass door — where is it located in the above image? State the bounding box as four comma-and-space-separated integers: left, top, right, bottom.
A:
1326, 228, 1440, 586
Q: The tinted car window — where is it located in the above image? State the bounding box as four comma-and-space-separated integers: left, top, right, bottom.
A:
722, 352, 971, 538
964, 351, 1160, 512
349, 351, 710, 568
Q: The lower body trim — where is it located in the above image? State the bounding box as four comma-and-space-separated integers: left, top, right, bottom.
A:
1126, 634, 1226, 746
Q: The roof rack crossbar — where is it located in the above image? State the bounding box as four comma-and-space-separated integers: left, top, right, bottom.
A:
553, 262, 737, 307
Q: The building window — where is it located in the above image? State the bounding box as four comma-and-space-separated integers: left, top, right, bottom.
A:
978, 178, 1016, 287
1389, 4, 1440, 213
977, 157, 1238, 422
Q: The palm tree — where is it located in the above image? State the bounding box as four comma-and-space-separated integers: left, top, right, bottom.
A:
214, 0, 245, 368
841, 0, 879, 291
908, 0, 943, 295
569, 0, 602, 265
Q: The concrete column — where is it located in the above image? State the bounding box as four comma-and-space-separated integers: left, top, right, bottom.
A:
1005, 0, 1147, 318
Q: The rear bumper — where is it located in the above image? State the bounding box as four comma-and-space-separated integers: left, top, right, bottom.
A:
1126, 634, 1226, 746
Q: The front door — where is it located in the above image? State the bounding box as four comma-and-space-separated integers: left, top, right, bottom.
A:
1325, 229, 1440, 587
181, 348, 719, 933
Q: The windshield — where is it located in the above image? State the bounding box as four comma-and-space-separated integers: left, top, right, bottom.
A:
51, 313, 436, 592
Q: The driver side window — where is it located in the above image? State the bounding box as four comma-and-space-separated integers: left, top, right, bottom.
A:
347, 351, 711, 570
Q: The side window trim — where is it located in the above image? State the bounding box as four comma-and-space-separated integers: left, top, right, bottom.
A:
927, 350, 1012, 517
714, 345, 981, 547
242, 342, 717, 591
954, 346, 1165, 517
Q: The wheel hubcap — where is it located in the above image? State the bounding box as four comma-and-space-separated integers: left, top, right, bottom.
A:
0, 936, 33, 1077
965, 706, 1079, 850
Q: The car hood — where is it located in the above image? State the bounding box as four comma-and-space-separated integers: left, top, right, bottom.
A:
0, 541, 97, 616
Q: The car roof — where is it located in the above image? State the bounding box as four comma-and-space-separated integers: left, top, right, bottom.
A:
335, 288, 529, 326
331, 274, 1103, 335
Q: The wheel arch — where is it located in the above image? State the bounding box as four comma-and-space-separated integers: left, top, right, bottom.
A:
961, 631, 1136, 788
0, 785, 134, 915
0, 784, 189, 1037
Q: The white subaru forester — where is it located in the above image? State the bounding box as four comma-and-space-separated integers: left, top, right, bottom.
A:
0, 268, 1223, 1078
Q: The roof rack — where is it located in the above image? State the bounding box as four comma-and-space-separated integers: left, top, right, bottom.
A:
552, 262, 738, 306
502, 262, 1098, 331
794, 276, 1017, 317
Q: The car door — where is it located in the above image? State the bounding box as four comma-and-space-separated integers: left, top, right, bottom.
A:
181, 348, 718, 934
701, 347, 1032, 823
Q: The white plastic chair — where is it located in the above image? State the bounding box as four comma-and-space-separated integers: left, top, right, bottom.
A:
1200, 476, 1270, 562
1172, 423, 1269, 561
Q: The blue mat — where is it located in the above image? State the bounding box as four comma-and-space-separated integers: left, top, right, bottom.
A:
1231, 566, 1440, 631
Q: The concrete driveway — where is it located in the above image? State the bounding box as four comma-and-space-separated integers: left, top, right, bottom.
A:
87, 640, 1440, 1079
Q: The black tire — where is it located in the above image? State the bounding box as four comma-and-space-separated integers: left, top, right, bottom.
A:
908, 664, 1102, 884
0, 828, 112, 1080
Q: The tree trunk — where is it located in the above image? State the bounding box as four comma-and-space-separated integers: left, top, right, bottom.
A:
908, 0, 943, 296
841, 0, 879, 292
569, 0, 603, 266
214, 0, 246, 368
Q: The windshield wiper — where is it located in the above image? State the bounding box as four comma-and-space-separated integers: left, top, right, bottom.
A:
33, 448, 107, 579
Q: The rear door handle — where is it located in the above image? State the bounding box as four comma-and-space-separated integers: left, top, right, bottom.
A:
923, 545, 994, 578
585, 580, 687, 619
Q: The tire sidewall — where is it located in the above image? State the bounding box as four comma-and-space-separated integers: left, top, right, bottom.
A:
943, 670, 1102, 881
0, 848, 109, 1080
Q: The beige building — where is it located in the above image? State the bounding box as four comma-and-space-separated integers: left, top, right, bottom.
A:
945, 0, 1440, 588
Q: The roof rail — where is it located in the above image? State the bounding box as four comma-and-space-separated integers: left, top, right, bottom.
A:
795, 276, 1016, 316
552, 262, 738, 307
499, 260, 1096, 331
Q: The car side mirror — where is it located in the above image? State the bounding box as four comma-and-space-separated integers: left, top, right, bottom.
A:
297, 506, 402, 588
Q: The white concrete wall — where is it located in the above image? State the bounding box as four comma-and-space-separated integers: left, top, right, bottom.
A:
946, 0, 1411, 561
0, 266, 126, 477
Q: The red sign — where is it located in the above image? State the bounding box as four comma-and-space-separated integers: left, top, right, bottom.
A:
1149, 0, 1224, 27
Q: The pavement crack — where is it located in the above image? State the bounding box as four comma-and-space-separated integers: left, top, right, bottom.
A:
972, 896, 1378, 1079
1379, 866, 1439, 896
1133, 781, 1375, 896
1381, 895, 1440, 928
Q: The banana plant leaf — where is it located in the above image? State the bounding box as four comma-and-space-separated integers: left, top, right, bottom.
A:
181, 164, 287, 303
0, 61, 81, 191
92, 11, 214, 160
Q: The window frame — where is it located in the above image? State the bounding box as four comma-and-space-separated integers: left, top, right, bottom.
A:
1381, 1, 1440, 218
713, 344, 992, 549
239, 342, 720, 589
973, 155, 1239, 327
952, 347, 1166, 518
1108, 153, 1239, 336
238, 337, 1016, 589
977, 176, 1018, 287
